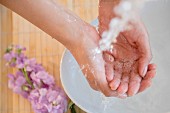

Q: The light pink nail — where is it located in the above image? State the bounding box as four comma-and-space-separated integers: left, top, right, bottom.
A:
142, 66, 148, 77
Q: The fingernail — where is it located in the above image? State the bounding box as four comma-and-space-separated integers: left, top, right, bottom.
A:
142, 66, 148, 77
104, 53, 114, 63
109, 79, 120, 90
128, 81, 140, 96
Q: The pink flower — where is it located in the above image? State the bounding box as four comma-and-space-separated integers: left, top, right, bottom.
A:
4, 45, 68, 113
8, 74, 15, 89
30, 71, 55, 87
8, 72, 29, 98
25, 58, 44, 72
29, 87, 67, 113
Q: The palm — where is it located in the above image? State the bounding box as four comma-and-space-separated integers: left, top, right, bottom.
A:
104, 33, 156, 97
110, 34, 142, 96
99, 0, 156, 98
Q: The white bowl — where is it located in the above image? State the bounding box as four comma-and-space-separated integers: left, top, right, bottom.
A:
60, 1, 170, 113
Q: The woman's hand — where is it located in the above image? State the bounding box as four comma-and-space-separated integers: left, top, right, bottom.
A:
1, 0, 120, 97
69, 25, 123, 97
99, 0, 156, 97
104, 33, 156, 97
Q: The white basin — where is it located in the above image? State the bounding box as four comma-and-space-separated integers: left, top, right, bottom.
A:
60, 1, 170, 113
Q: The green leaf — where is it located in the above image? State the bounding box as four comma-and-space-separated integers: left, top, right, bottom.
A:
5, 47, 12, 53
17, 49, 22, 54
69, 101, 77, 113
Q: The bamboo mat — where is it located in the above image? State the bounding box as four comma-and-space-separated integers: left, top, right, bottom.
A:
0, 0, 98, 113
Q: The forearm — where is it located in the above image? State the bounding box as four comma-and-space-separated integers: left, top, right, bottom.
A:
0, 0, 88, 48
98, 0, 120, 34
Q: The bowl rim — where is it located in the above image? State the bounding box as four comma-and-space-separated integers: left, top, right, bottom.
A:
60, 49, 92, 113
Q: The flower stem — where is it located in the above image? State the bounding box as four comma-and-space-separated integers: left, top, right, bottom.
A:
69, 101, 77, 113
21, 68, 34, 89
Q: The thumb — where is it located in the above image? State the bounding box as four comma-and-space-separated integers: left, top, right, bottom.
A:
124, 32, 152, 77
123, 24, 152, 77
138, 56, 151, 77
137, 37, 152, 77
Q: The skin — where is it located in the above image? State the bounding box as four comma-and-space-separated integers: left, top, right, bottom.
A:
0, 0, 156, 97
103, 34, 156, 97
99, 0, 156, 97
0, 0, 117, 97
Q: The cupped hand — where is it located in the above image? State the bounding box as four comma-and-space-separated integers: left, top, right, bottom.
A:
104, 33, 156, 97
69, 24, 121, 97
99, 1, 156, 97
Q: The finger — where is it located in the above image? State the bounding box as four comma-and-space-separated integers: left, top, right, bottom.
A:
103, 52, 115, 82
138, 63, 156, 81
148, 63, 157, 70
117, 93, 128, 99
138, 56, 151, 77
103, 52, 114, 63
143, 69, 156, 80
127, 73, 142, 96
138, 80, 152, 93
94, 65, 118, 97
117, 61, 131, 95
140, 63, 156, 80
138, 69, 156, 93
137, 38, 152, 77
105, 63, 114, 82
109, 71, 122, 91
109, 61, 123, 90
98, 79, 118, 97
117, 74, 129, 95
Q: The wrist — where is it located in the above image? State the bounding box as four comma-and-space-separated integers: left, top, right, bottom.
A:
66, 23, 100, 52
98, 0, 120, 35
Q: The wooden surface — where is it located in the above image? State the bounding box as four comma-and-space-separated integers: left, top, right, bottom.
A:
0, 0, 98, 113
